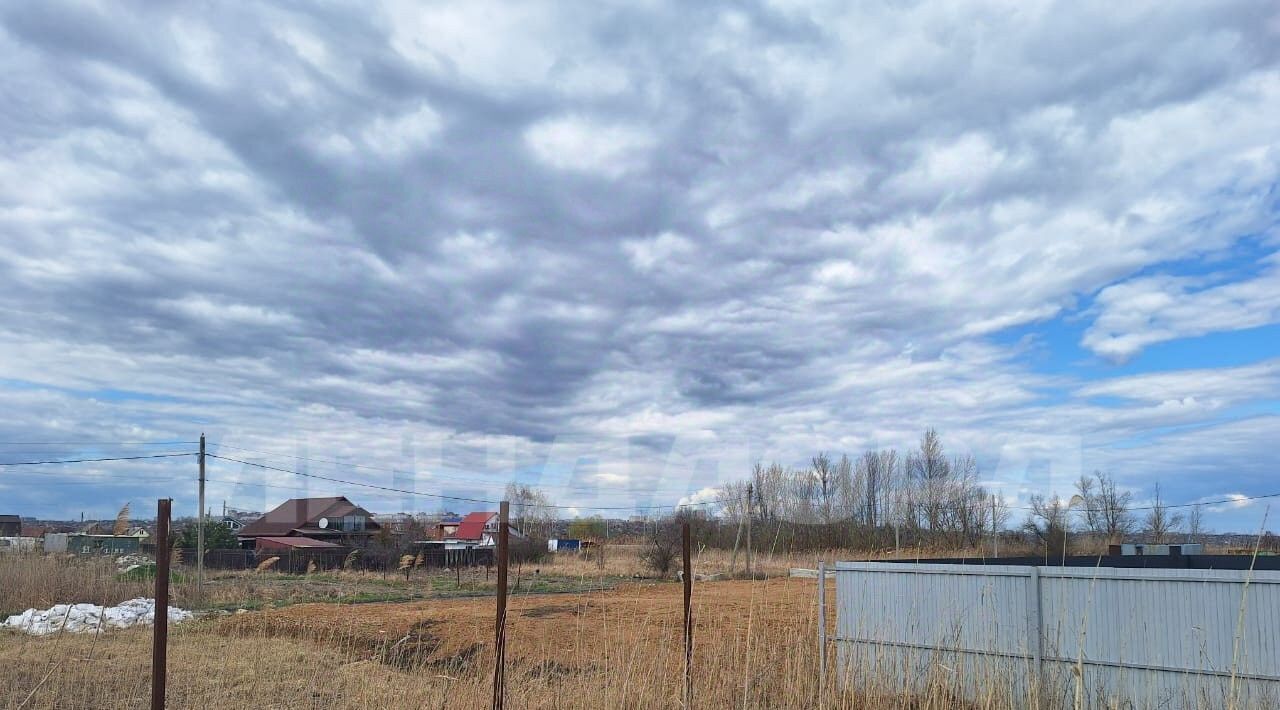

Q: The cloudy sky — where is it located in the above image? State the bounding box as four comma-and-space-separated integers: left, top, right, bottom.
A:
1, 1, 1278, 529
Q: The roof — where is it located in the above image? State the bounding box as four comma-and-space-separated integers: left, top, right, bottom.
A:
255, 536, 345, 549
0, 515, 20, 524
237, 497, 378, 537
455, 511, 496, 541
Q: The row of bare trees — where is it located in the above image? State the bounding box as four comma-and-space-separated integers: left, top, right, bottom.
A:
703, 429, 1213, 555
712, 429, 1008, 551
1022, 473, 1210, 557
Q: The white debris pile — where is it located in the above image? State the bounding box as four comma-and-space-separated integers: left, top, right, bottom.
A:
115, 554, 152, 572
3, 599, 193, 636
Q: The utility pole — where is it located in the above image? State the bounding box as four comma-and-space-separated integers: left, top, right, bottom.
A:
196, 433, 206, 605
728, 509, 744, 576
745, 484, 753, 579
991, 494, 999, 558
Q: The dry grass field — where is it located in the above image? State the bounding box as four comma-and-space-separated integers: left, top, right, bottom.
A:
0, 548, 1031, 709
0, 578, 818, 709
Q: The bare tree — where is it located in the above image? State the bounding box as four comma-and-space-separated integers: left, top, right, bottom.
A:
1023, 494, 1071, 559
833, 453, 856, 524
1075, 471, 1133, 542
505, 482, 556, 541
1142, 482, 1184, 544
990, 493, 1012, 551
907, 428, 951, 531
1187, 503, 1209, 544
811, 452, 834, 524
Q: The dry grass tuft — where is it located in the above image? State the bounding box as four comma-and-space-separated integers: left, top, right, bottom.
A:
112, 502, 131, 536
255, 556, 280, 573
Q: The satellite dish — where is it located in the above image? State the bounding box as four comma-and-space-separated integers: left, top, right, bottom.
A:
318, 517, 329, 529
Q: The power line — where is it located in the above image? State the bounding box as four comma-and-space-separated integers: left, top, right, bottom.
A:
207, 453, 508, 506
0, 452, 197, 466
0, 441, 198, 446
207, 442, 709, 499
3, 475, 192, 487
205, 452, 726, 511
1007, 491, 1280, 514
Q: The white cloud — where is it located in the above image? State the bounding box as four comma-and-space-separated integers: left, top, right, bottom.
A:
1083, 254, 1280, 360
622, 232, 696, 273
361, 104, 443, 158
524, 115, 655, 178
678, 487, 723, 510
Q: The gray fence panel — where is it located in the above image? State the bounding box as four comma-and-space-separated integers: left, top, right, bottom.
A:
834, 562, 1280, 709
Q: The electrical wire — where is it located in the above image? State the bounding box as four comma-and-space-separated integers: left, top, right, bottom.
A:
0, 438, 1271, 517
205, 452, 726, 511
0, 452, 197, 466
207, 442, 708, 499
0, 441, 198, 446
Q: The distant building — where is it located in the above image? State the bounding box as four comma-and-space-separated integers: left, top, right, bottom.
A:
0, 537, 39, 552
547, 538, 582, 552
428, 511, 524, 550
434, 515, 464, 540
1108, 543, 1205, 556
236, 496, 381, 549
44, 533, 141, 555
0, 515, 20, 537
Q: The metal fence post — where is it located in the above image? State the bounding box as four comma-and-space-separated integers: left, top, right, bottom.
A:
151, 498, 171, 710
1026, 566, 1043, 704
818, 560, 827, 700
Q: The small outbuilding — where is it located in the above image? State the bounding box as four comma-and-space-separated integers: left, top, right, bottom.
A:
0, 515, 20, 537
253, 535, 347, 572
547, 538, 582, 553
44, 533, 141, 555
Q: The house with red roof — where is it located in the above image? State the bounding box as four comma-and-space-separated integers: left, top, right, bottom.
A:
433, 511, 523, 550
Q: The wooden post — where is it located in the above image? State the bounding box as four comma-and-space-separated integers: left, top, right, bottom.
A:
817, 560, 827, 700
196, 433, 205, 605
745, 484, 753, 579
682, 522, 693, 709
492, 501, 510, 710
151, 498, 171, 710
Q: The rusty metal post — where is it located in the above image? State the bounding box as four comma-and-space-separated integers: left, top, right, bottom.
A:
151, 498, 171, 710
682, 521, 693, 709
492, 501, 510, 710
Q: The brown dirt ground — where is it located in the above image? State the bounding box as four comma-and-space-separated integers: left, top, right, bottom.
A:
218, 577, 823, 673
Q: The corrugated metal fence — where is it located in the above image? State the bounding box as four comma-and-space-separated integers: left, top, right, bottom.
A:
834, 562, 1280, 709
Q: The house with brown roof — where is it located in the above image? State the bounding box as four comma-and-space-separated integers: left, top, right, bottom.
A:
236, 496, 381, 550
